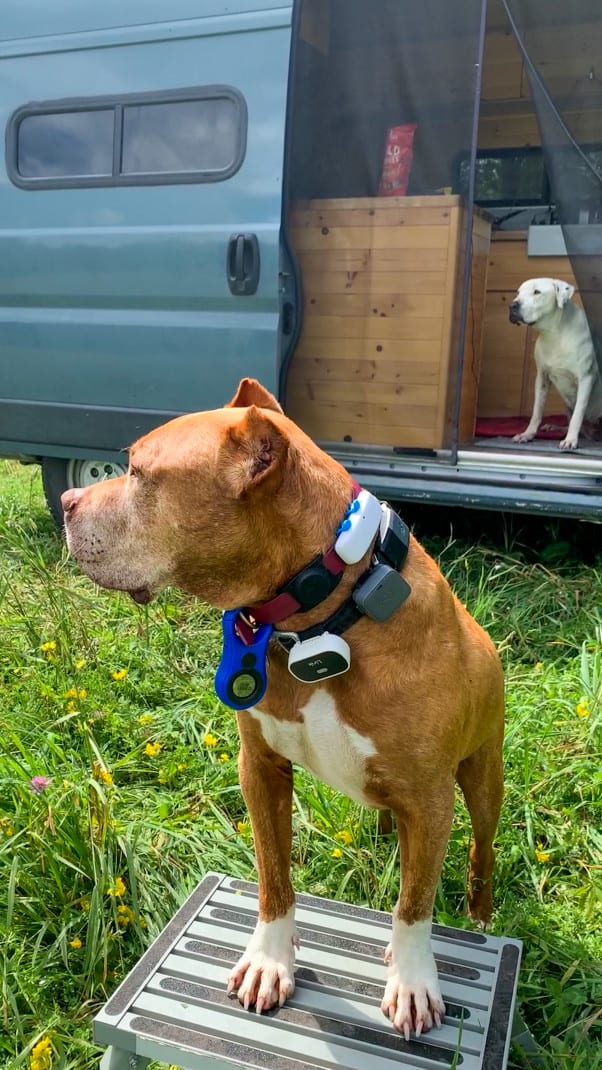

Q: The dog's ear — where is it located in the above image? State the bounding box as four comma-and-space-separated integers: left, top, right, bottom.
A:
226, 377, 283, 414
224, 406, 289, 497
554, 280, 575, 308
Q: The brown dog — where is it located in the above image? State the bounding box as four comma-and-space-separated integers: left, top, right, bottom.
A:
62, 378, 504, 1040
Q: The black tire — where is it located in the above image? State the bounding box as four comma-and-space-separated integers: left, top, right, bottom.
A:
41, 458, 71, 530
41, 457, 127, 530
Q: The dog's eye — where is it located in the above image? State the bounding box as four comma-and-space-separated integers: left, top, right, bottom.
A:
533, 289, 540, 295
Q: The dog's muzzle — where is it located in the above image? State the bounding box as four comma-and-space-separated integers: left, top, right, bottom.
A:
508, 302, 523, 325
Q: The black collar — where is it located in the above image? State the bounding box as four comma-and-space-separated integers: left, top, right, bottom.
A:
275, 507, 409, 651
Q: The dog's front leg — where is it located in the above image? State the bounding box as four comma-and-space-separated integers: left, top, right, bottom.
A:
513, 367, 549, 442
560, 371, 596, 449
382, 783, 454, 1039
227, 717, 298, 1013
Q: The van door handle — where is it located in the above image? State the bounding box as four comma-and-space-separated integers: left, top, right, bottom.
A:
227, 233, 260, 296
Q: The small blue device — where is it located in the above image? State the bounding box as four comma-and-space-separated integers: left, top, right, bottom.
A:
214, 610, 272, 710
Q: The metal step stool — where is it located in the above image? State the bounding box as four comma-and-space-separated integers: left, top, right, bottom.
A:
95, 872, 525, 1070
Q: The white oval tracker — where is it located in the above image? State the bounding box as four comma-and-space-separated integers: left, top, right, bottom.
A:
334, 489, 382, 564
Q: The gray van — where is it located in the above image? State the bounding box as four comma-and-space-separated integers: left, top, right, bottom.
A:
2, 0, 602, 523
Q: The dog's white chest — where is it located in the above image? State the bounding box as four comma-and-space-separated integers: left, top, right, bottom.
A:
249, 691, 377, 805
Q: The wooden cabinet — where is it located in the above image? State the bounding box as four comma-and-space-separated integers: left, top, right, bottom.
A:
287, 196, 491, 449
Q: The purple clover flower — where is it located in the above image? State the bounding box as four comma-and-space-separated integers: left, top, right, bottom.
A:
30, 776, 51, 794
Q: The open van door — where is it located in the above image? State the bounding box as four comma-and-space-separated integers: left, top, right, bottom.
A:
0, 0, 293, 521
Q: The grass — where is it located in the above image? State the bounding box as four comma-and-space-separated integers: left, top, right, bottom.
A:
0, 459, 601, 1070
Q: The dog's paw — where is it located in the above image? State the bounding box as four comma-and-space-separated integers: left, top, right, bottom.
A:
512, 431, 535, 443
227, 911, 298, 1014
559, 435, 579, 450
381, 918, 445, 1039
381, 961, 445, 1040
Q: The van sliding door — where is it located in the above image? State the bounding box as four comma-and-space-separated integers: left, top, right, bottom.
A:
0, 0, 293, 461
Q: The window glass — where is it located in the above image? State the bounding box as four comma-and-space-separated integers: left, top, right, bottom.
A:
458, 151, 547, 205
121, 97, 240, 175
17, 110, 114, 178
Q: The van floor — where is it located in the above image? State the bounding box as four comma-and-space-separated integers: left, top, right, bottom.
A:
470, 437, 602, 459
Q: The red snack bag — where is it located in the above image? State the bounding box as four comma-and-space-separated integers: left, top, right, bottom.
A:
378, 124, 417, 197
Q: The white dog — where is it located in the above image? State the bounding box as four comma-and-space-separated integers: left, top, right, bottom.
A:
509, 277, 602, 450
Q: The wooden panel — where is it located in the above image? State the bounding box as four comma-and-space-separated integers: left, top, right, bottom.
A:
303, 293, 446, 318
296, 249, 449, 273
287, 196, 491, 449
292, 225, 450, 251
486, 234, 577, 292
299, 315, 443, 341
295, 419, 439, 449
290, 399, 438, 429
481, 30, 523, 101
301, 270, 448, 295
288, 357, 441, 385
290, 380, 438, 408
479, 106, 602, 149
522, 22, 602, 99
294, 337, 444, 362
302, 196, 461, 211
299, 0, 330, 54
290, 206, 455, 228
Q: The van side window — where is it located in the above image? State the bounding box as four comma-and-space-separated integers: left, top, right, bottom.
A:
18, 110, 114, 179
122, 98, 239, 176
7, 87, 247, 189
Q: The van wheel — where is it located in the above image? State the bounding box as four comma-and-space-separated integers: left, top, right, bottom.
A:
41, 457, 127, 529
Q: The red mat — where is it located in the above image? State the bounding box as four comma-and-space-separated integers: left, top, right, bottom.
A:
475, 415, 567, 440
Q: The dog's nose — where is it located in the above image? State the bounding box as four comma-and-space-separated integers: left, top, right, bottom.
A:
510, 300, 519, 311
61, 487, 84, 518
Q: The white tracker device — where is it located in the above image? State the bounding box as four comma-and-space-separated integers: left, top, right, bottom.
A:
334, 489, 382, 564
287, 634, 351, 683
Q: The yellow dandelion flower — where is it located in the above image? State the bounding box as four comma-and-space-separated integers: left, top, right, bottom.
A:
534, 662, 544, 671
138, 713, 154, 725
78, 689, 87, 700
335, 829, 353, 845
75, 658, 86, 670
63, 688, 78, 699
236, 821, 249, 835
66, 700, 78, 714
80, 898, 91, 912
218, 753, 230, 763
331, 847, 343, 859
98, 769, 113, 785
576, 698, 590, 718
40, 641, 57, 652
144, 741, 162, 758
116, 905, 135, 926
112, 669, 128, 681
177, 762, 187, 772
69, 937, 82, 949
203, 732, 218, 747
107, 876, 127, 897
535, 842, 551, 864
30, 1037, 53, 1070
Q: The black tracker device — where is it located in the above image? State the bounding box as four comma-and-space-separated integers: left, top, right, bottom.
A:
351, 503, 411, 621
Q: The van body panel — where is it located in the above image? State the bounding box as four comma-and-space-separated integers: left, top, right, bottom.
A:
0, 4, 293, 453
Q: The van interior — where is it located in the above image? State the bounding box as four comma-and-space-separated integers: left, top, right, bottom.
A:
283, 0, 602, 466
